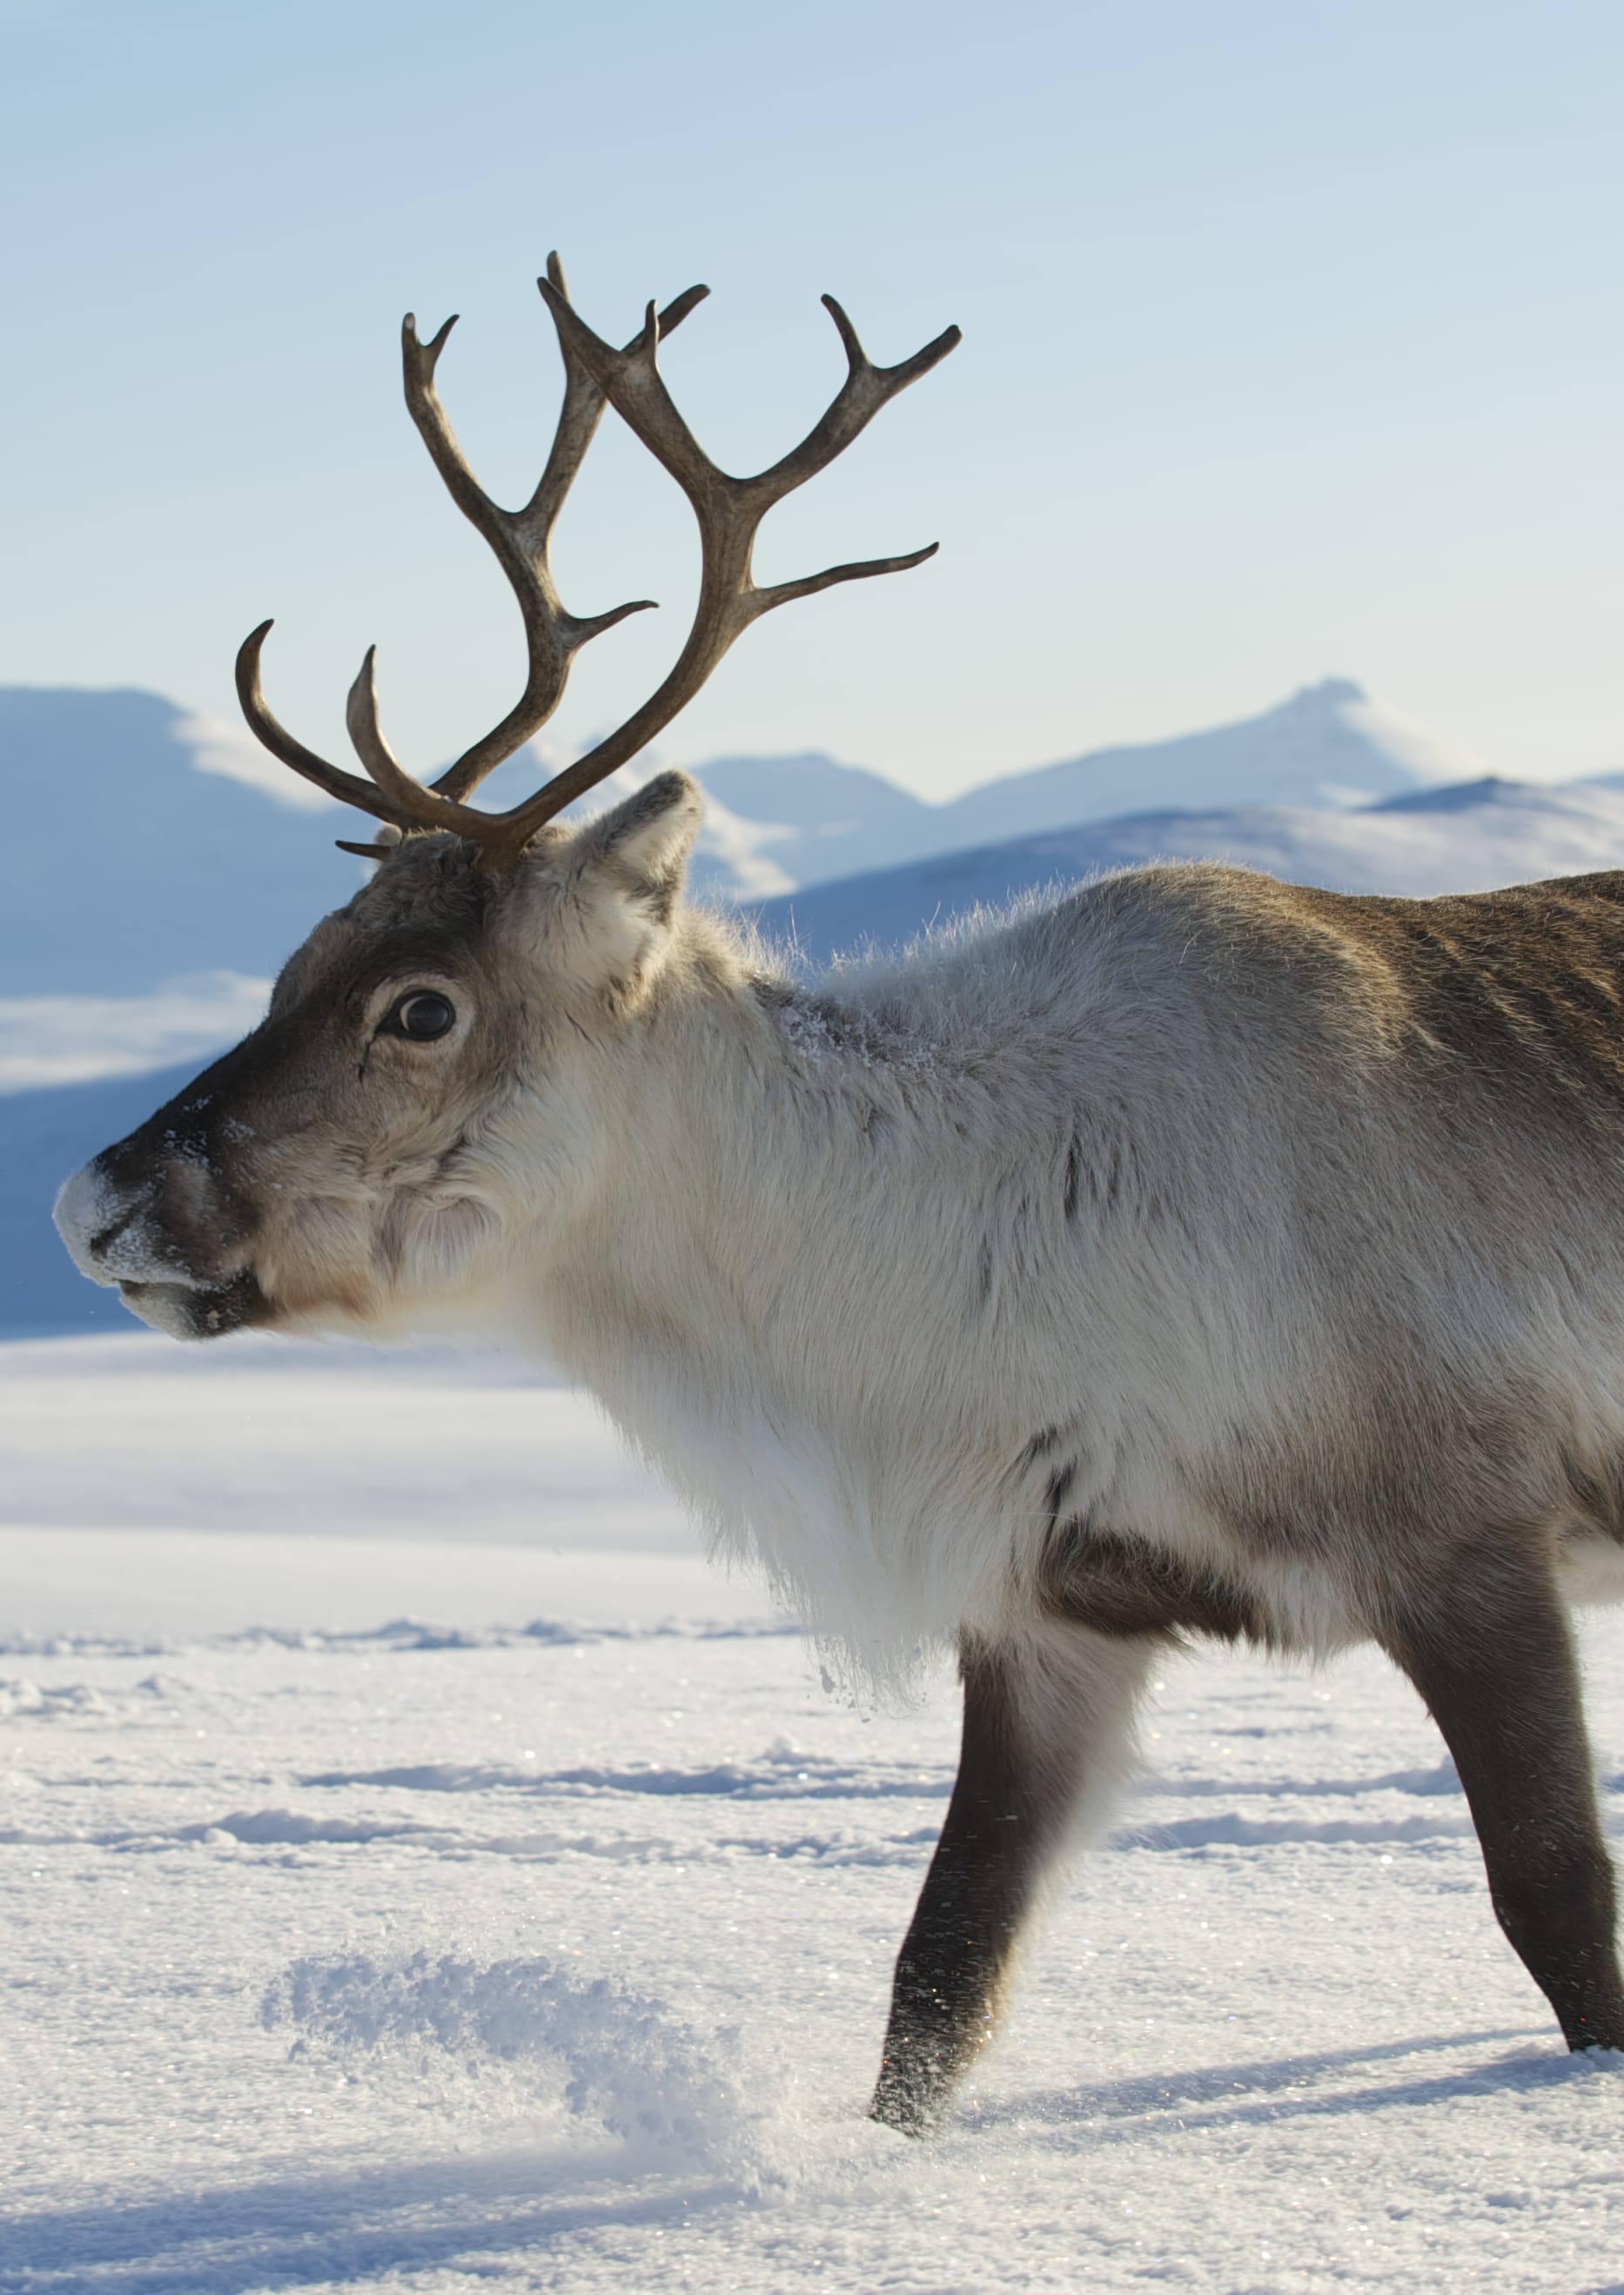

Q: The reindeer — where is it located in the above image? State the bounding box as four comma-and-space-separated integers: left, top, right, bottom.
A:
56, 258, 1624, 2133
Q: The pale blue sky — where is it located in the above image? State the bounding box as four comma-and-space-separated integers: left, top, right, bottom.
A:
2, 1, 1620, 797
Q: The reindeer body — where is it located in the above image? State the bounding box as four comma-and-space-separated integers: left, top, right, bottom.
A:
50, 261, 1624, 2129
526, 856, 1624, 1654
58, 822, 1624, 2120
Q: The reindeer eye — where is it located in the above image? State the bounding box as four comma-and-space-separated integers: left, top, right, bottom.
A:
387, 991, 456, 1042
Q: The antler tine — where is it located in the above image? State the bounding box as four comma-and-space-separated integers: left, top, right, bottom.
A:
235, 621, 431, 835
238, 626, 498, 842
744, 297, 962, 513
522, 258, 711, 547
345, 648, 496, 837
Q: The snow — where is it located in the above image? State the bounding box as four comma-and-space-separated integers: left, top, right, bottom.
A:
915, 678, 1468, 857
3, 1334, 1621, 2292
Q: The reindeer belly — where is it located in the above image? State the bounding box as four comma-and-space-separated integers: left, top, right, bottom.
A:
1038, 1523, 1262, 1641
1035, 1518, 1359, 1654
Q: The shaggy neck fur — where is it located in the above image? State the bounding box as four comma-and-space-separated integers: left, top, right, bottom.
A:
509, 899, 1148, 1674
498, 858, 1624, 1680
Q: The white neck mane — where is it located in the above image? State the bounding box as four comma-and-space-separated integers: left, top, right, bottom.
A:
510, 899, 1141, 1679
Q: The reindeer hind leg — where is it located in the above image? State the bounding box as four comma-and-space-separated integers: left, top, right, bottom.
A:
1381, 1542, 1624, 2052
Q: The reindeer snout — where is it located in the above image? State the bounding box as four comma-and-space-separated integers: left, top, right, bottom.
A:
56, 1151, 218, 1284
54, 1155, 143, 1288
55, 1119, 267, 1340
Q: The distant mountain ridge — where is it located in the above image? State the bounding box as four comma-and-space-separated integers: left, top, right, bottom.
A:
684, 677, 1473, 899
0, 674, 1476, 993
0, 688, 357, 996
747, 774, 1624, 970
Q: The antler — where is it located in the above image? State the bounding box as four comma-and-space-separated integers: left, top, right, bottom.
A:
235, 254, 704, 842
236, 258, 959, 869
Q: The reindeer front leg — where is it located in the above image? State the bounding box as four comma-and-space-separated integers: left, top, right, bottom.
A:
871, 1622, 1157, 2134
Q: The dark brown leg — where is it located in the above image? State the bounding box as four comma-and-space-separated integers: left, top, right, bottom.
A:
869, 1621, 1155, 2134
1382, 1551, 1624, 2051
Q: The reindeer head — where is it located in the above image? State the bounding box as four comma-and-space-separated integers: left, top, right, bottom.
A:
55, 258, 957, 1339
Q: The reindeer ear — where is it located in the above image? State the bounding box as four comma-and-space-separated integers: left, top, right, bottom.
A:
573, 770, 703, 897
524, 770, 704, 1003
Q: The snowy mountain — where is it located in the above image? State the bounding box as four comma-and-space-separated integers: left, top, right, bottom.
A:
684, 678, 1469, 900
0, 676, 1469, 999
748, 775, 1624, 970
0, 688, 359, 997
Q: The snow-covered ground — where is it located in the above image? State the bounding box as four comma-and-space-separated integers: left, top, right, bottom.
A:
3, 1334, 1620, 2292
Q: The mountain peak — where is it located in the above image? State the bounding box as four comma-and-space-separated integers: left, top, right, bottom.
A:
1292, 676, 1367, 708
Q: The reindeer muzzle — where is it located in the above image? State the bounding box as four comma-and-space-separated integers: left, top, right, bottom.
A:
54, 1115, 270, 1342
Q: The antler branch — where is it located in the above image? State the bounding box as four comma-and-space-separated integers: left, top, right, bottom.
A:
236, 621, 429, 833
237, 254, 705, 825
235, 260, 959, 867
473, 284, 960, 860
402, 259, 708, 802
